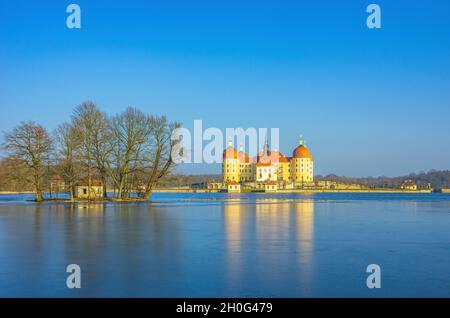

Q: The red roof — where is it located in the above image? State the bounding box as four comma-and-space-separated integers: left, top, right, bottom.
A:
258, 154, 271, 163
255, 149, 289, 166
50, 176, 65, 184
401, 180, 416, 186
272, 150, 289, 163
223, 146, 238, 159
76, 178, 103, 187
228, 181, 239, 185
293, 145, 313, 159
238, 151, 251, 163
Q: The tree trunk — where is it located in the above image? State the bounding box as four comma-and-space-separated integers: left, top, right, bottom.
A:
33, 170, 43, 202
36, 192, 43, 202
70, 185, 75, 201
142, 185, 153, 200
35, 182, 43, 202
88, 160, 92, 200
101, 173, 107, 198
103, 184, 107, 198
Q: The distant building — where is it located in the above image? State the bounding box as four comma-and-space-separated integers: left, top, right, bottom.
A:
400, 180, 417, 191
207, 182, 225, 190
49, 175, 66, 192
264, 181, 278, 192
227, 181, 241, 193
316, 180, 365, 190
75, 178, 104, 199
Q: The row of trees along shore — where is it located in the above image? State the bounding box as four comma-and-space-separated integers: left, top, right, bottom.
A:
1, 102, 180, 202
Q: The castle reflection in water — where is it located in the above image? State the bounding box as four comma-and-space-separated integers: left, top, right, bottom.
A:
223, 199, 315, 294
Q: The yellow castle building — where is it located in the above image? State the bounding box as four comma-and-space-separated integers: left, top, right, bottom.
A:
222, 136, 314, 187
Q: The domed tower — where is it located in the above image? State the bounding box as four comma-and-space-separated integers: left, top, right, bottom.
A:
223, 139, 240, 182
290, 135, 314, 185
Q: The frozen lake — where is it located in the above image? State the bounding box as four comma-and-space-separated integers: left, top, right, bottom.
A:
0, 192, 450, 297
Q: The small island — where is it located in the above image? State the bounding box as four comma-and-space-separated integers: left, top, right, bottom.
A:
1, 102, 179, 202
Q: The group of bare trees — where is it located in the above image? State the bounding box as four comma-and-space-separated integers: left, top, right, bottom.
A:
1, 101, 180, 201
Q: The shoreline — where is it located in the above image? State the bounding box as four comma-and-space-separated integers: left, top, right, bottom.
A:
0, 189, 435, 195
152, 189, 434, 194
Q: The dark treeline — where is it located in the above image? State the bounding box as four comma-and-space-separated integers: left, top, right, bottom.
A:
155, 174, 222, 188
315, 170, 450, 190
139, 171, 450, 190
1, 101, 180, 201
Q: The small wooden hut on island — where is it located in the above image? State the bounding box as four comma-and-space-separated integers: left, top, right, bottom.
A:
74, 178, 104, 199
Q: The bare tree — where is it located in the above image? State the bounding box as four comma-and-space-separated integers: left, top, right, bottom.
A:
72, 101, 108, 199
140, 116, 180, 200
108, 107, 152, 199
55, 123, 80, 199
90, 110, 111, 198
2, 122, 53, 201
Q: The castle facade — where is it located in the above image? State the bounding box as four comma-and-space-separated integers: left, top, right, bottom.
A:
222, 136, 314, 187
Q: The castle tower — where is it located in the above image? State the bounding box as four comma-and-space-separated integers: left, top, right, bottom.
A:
222, 138, 240, 182
290, 135, 314, 185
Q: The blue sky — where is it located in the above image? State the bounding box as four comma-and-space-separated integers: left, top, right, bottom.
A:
1, 0, 449, 176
